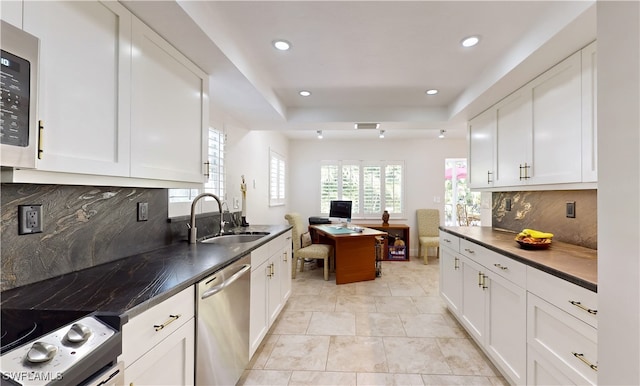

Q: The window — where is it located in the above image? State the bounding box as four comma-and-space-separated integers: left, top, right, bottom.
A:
269, 149, 286, 206
168, 128, 225, 217
320, 160, 405, 218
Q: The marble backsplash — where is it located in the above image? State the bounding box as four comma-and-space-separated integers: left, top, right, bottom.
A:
1, 184, 233, 291
492, 190, 597, 249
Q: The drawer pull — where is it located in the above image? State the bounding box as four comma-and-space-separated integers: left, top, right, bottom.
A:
153, 314, 181, 332
454, 257, 459, 270
572, 352, 598, 371
464, 248, 475, 254
493, 263, 508, 270
569, 300, 598, 315
444, 238, 451, 243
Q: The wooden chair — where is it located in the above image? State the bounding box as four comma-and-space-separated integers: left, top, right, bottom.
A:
285, 213, 334, 280
416, 209, 440, 265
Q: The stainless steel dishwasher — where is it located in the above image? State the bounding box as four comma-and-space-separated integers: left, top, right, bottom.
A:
196, 254, 251, 386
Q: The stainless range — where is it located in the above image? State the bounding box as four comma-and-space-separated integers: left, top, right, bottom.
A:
0, 309, 122, 386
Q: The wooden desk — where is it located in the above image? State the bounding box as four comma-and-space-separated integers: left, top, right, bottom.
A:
310, 225, 386, 284
356, 224, 410, 261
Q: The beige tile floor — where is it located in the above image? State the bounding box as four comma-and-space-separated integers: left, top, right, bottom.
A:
239, 256, 508, 386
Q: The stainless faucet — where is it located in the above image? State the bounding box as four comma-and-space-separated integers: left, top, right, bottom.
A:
189, 193, 224, 244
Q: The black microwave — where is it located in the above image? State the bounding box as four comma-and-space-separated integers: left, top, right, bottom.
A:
1, 20, 39, 168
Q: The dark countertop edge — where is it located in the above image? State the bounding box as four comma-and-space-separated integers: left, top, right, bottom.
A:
120, 225, 293, 321
439, 227, 598, 293
0, 225, 293, 326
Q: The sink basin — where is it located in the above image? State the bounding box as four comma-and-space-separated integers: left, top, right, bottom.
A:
200, 233, 269, 245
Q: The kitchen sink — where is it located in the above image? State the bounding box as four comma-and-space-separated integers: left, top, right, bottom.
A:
200, 233, 269, 245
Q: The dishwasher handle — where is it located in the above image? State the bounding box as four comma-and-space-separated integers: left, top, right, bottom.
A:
201, 264, 251, 300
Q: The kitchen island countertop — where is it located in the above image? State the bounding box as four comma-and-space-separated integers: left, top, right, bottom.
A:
440, 226, 597, 292
0, 224, 291, 324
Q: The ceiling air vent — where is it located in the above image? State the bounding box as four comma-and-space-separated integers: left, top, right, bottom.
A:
354, 123, 380, 130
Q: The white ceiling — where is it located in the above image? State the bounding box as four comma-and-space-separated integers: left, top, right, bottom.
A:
122, 1, 596, 140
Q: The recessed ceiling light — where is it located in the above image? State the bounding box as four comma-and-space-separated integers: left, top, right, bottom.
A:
439, 129, 446, 139
299, 90, 311, 97
379, 130, 385, 139
273, 40, 291, 51
317, 130, 323, 139
461, 36, 480, 48
426, 89, 439, 95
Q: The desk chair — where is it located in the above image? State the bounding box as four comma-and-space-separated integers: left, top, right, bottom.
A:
416, 209, 440, 265
285, 213, 334, 280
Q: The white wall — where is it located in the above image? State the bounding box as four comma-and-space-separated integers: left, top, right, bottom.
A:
225, 126, 290, 226
288, 136, 467, 256
597, 1, 640, 384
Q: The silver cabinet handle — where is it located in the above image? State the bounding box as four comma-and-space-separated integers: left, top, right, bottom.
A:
154, 314, 180, 332
572, 352, 598, 371
454, 257, 459, 270
201, 264, 251, 299
494, 263, 508, 270
443, 238, 451, 243
464, 248, 475, 254
569, 300, 598, 315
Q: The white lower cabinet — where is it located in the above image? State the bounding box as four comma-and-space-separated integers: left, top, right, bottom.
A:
249, 231, 292, 357
438, 232, 602, 386
527, 268, 598, 385
439, 232, 462, 316
457, 245, 527, 385
121, 286, 195, 386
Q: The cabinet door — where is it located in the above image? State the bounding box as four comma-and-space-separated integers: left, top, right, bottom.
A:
581, 41, 597, 182
130, 17, 207, 183
439, 246, 462, 316
267, 254, 282, 326
23, 1, 132, 176
124, 317, 195, 386
494, 87, 532, 187
530, 51, 582, 184
468, 108, 496, 189
249, 262, 269, 358
485, 272, 527, 385
460, 256, 487, 344
280, 233, 293, 302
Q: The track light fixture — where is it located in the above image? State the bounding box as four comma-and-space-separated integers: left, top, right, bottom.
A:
439, 129, 446, 139
379, 130, 385, 138
317, 130, 323, 139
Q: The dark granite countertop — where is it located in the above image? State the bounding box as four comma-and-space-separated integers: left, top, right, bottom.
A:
0, 224, 291, 325
440, 226, 597, 292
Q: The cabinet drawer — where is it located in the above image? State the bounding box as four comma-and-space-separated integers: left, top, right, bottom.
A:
527, 293, 597, 385
484, 248, 526, 286
251, 244, 270, 270
439, 231, 459, 252
459, 238, 483, 259
121, 286, 195, 367
527, 267, 597, 328
268, 232, 287, 255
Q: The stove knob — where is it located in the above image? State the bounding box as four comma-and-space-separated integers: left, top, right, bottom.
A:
26, 342, 58, 363
65, 323, 91, 343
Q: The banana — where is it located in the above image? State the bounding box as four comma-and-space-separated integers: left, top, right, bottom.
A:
520, 229, 554, 239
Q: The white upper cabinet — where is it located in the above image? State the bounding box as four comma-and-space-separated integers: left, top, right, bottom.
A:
2, 1, 208, 187
468, 43, 596, 190
1, 1, 22, 27
494, 87, 533, 187
581, 41, 598, 183
468, 108, 496, 189
130, 18, 208, 183
23, 1, 132, 177
529, 50, 582, 185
